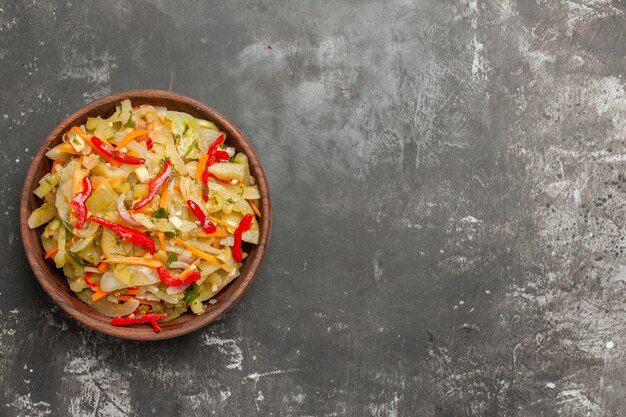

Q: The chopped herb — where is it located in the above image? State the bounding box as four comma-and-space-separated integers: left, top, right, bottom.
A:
164, 231, 177, 238
183, 139, 197, 158
183, 286, 199, 303
165, 253, 178, 266
152, 207, 170, 219
67, 251, 85, 266
125, 115, 135, 128
138, 305, 150, 314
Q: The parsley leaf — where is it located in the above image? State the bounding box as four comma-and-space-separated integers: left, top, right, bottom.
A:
165, 253, 178, 266
152, 207, 170, 219
183, 139, 197, 158
125, 115, 135, 128
164, 231, 178, 238
66, 251, 85, 266
183, 286, 199, 303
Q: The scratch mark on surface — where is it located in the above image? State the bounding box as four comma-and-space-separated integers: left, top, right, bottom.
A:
245, 368, 302, 383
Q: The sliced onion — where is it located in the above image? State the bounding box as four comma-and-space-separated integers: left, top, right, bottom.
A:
146, 285, 181, 304
155, 106, 168, 117
142, 293, 162, 302
117, 194, 141, 226
72, 220, 100, 238
166, 245, 185, 254
169, 261, 191, 270
114, 265, 160, 287
166, 282, 192, 294
90, 297, 140, 318
178, 255, 194, 264
100, 271, 128, 292
219, 236, 235, 247
131, 212, 155, 229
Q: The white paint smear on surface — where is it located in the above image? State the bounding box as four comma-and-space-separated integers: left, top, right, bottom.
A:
202, 335, 244, 370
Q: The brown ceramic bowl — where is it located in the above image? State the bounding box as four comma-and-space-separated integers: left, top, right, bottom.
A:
20, 90, 271, 341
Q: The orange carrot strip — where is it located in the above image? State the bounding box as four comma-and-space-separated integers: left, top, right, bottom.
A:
195, 155, 208, 181
208, 216, 236, 230
178, 261, 200, 281
101, 257, 163, 268
125, 288, 140, 295
97, 263, 109, 273
44, 247, 59, 259
92, 290, 112, 301
65, 236, 80, 249
55, 143, 81, 155
70, 126, 89, 140
172, 237, 222, 265
159, 186, 168, 209
248, 200, 262, 218
157, 232, 166, 251
117, 295, 151, 305
116, 129, 148, 149
197, 229, 228, 238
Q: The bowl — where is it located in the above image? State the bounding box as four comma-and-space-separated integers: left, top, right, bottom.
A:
20, 90, 271, 341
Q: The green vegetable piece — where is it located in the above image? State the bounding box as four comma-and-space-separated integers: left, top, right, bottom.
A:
67, 251, 86, 267
28, 203, 58, 229
183, 139, 197, 158
183, 286, 199, 303
125, 114, 135, 128
165, 253, 178, 266
151, 207, 170, 219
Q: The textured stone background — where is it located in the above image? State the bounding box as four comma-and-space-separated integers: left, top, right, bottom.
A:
1, 0, 625, 416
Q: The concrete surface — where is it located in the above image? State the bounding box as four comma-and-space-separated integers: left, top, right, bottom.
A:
1, 0, 626, 416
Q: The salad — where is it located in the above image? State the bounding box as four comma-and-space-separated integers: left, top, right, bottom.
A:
28, 100, 261, 332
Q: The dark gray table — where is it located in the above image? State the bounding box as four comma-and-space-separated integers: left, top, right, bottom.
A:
2, 1, 625, 416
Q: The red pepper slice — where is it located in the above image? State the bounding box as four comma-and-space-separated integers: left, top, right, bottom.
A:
201, 170, 210, 202
232, 214, 254, 262
91, 137, 146, 165
156, 267, 201, 287
145, 138, 153, 150
84, 272, 98, 289
200, 134, 229, 200
133, 160, 172, 210
186, 199, 216, 234
215, 150, 230, 160
150, 320, 162, 332
70, 176, 93, 229
206, 134, 225, 166
89, 216, 156, 255
111, 313, 168, 326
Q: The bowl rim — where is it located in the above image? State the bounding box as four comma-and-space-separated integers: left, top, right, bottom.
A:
20, 89, 272, 341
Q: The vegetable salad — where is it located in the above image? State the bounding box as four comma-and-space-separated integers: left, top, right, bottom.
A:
28, 100, 261, 331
